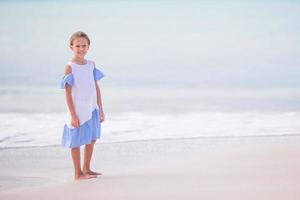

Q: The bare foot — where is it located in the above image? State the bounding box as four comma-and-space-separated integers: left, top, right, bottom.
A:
75, 173, 97, 180
84, 170, 103, 176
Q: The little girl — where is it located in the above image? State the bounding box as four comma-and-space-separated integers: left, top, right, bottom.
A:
60, 31, 105, 180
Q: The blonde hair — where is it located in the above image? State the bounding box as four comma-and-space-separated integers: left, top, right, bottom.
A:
69, 31, 91, 46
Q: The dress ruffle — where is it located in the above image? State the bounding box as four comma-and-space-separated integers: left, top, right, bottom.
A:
93, 68, 105, 81
60, 73, 74, 88
61, 109, 100, 148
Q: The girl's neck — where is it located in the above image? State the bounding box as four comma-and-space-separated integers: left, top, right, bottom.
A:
71, 57, 86, 65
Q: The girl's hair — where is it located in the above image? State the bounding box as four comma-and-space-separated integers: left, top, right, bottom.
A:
69, 31, 91, 46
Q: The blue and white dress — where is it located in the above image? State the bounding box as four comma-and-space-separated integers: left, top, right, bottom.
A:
60, 60, 104, 148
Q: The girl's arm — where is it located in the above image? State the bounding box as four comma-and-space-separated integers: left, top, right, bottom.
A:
95, 81, 105, 123
64, 65, 80, 128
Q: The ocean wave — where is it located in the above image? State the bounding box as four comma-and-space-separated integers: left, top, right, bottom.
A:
1, 111, 300, 149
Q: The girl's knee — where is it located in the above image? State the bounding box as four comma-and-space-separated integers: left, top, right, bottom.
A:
91, 140, 96, 144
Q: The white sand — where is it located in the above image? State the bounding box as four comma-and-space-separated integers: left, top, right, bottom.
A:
0, 136, 300, 200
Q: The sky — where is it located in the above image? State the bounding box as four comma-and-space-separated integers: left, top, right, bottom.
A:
0, 0, 299, 89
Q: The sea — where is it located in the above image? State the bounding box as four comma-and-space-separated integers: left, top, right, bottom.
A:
0, 0, 300, 149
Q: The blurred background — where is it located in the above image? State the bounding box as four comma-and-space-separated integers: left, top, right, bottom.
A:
0, 0, 300, 148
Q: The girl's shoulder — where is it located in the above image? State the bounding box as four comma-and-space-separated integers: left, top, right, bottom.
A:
64, 63, 72, 75
87, 59, 96, 67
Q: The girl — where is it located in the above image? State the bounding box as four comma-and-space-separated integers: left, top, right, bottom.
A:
60, 31, 105, 180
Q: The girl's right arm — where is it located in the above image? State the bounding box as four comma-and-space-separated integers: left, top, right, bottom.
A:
64, 65, 80, 128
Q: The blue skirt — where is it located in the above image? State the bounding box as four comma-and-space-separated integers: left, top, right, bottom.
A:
61, 109, 101, 148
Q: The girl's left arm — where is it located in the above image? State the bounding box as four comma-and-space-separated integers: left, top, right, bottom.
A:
95, 81, 105, 123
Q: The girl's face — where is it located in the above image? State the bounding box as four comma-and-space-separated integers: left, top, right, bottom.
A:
70, 37, 89, 58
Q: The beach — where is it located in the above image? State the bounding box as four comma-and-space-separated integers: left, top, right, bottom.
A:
1, 0, 300, 199
1, 135, 300, 200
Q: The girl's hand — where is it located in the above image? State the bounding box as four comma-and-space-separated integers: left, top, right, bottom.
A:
71, 115, 80, 128
99, 111, 105, 123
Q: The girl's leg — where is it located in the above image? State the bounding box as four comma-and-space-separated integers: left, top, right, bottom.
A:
71, 147, 96, 180
83, 140, 102, 175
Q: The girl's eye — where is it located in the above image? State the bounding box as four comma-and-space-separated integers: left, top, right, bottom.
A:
76, 45, 80, 48
82, 45, 86, 48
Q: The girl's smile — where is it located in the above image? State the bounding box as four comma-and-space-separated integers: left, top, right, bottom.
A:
70, 37, 89, 59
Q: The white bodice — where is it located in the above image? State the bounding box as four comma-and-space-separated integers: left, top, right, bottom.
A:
66, 60, 99, 127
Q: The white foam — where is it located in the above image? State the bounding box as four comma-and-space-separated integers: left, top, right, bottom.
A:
0, 111, 300, 149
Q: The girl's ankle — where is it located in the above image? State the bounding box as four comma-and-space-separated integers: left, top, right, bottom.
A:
82, 167, 90, 173
75, 171, 83, 178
